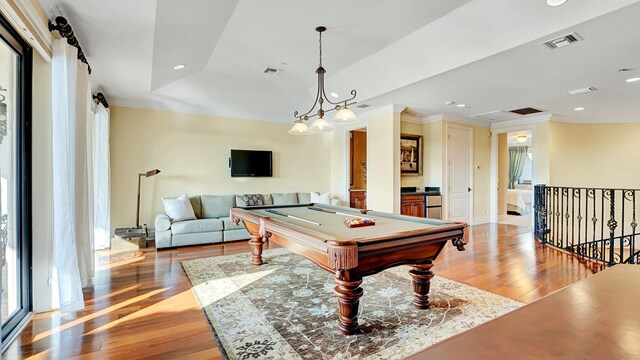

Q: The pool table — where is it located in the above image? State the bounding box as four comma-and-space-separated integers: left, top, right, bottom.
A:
230, 203, 468, 335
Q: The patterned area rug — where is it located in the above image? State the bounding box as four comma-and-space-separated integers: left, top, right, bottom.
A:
182, 249, 522, 359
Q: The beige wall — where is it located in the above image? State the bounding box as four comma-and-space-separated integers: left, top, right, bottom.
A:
110, 106, 332, 229
367, 111, 401, 213
549, 121, 640, 188
32, 51, 54, 312
400, 121, 424, 188
498, 133, 507, 215
422, 120, 443, 188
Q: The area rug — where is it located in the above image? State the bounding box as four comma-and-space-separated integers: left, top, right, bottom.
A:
182, 249, 522, 359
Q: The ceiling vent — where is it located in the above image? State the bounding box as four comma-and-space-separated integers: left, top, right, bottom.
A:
567, 87, 597, 95
263, 67, 282, 75
542, 32, 583, 49
356, 104, 371, 108
472, 108, 547, 121
471, 110, 519, 121
510, 107, 544, 116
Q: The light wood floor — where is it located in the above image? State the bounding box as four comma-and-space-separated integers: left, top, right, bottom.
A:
5, 223, 600, 359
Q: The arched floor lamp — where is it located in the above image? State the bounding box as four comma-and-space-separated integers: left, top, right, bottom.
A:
134, 169, 161, 232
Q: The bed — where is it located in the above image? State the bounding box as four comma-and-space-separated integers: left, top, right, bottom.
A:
507, 188, 532, 215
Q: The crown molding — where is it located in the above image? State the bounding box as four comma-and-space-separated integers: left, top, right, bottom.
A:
357, 104, 406, 119
551, 115, 640, 124
441, 113, 492, 128
491, 113, 553, 128
0, 0, 53, 61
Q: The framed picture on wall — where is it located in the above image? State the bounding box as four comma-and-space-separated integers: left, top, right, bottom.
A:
400, 134, 422, 175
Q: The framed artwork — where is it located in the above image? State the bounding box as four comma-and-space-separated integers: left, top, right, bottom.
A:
400, 134, 422, 175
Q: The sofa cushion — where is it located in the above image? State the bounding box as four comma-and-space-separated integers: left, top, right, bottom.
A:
162, 194, 197, 222
224, 228, 250, 242
272, 193, 298, 205
173, 232, 223, 247
201, 195, 236, 218
297, 192, 311, 204
189, 196, 202, 218
236, 194, 272, 207
220, 216, 245, 231
311, 191, 331, 205
172, 218, 223, 235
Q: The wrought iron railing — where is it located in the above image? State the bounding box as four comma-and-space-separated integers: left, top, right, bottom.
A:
534, 185, 640, 266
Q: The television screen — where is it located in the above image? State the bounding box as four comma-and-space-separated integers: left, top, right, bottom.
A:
230, 150, 273, 177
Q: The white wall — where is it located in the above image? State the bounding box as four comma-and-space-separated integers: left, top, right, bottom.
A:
366, 108, 401, 213
110, 106, 333, 229
32, 50, 54, 312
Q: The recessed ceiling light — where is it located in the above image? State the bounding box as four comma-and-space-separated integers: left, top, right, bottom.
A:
456, 104, 467, 108
574, 107, 585, 111
626, 77, 640, 83
173, 64, 185, 70
330, 92, 339, 98
444, 101, 455, 105
547, 0, 567, 6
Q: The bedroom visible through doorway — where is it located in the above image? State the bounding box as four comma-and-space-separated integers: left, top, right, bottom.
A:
498, 130, 533, 227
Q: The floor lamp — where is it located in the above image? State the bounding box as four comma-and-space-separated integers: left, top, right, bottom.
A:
135, 169, 161, 231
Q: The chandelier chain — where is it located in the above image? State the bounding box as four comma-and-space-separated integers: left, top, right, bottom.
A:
319, 30, 322, 67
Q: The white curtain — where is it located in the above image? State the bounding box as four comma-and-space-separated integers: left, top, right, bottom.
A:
94, 104, 111, 250
52, 38, 95, 312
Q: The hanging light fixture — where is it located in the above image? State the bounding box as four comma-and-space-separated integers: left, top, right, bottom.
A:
289, 26, 358, 135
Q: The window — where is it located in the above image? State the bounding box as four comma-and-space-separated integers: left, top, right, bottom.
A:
0, 12, 32, 350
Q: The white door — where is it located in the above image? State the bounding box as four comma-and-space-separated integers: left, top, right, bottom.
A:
447, 126, 472, 222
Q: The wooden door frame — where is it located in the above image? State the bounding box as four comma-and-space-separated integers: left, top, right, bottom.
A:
489, 126, 536, 225
444, 123, 473, 223
338, 122, 370, 203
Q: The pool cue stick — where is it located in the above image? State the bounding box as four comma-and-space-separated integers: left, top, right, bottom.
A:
307, 206, 376, 221
265, 209, 321, 226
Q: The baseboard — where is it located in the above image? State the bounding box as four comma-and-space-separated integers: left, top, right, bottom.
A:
472, 216, 490, 225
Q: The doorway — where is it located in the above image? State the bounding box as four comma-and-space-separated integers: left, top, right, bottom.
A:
497, 130, 533, 227
445, 124, 473, 223
0, 12, 33, 350
349, 128, 367, 209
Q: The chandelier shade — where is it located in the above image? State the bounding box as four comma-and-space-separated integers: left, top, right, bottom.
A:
289, 26, 359, 134
288, 121, 312, 135
309, 117, 333, 133
333, 107, 358, 124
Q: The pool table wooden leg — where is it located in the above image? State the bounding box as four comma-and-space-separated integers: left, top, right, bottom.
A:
334, 271, 363, 335
410, 261, 434, 309
248, 233, 264, 265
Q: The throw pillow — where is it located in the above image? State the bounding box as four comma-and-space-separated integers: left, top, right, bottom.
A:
162, 193, 197, 222
241, 194, 263, 206
310, 191, 331, 205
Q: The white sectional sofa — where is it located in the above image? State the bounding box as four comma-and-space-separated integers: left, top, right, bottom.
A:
155, 192, 341, 249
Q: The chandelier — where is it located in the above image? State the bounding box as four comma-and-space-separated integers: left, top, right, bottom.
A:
289, 26, 359, 135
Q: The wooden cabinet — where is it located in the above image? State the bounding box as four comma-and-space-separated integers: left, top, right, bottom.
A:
401, 194, 425, 218
350, 191, 367, 209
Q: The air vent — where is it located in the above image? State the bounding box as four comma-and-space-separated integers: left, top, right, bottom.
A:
263, 67, 281, 75
567, 87, 597, 95
356, 104, 371, 108
510, 107, 544, 116
471, 110, 519, 121
542, 32, 583, 49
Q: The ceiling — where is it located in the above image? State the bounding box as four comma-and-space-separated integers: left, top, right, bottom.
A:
38, 0, 640, 125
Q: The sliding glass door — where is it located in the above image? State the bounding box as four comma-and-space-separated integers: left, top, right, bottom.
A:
0, 12, 32, 347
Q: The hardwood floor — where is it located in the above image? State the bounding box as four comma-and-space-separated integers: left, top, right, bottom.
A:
5, 223, 599, 359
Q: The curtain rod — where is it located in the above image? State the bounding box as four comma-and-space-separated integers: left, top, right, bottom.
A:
93, 92, 109, 108
48, 16, 92, 74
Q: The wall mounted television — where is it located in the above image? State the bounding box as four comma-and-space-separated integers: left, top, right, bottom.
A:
229, 149, 273, 177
